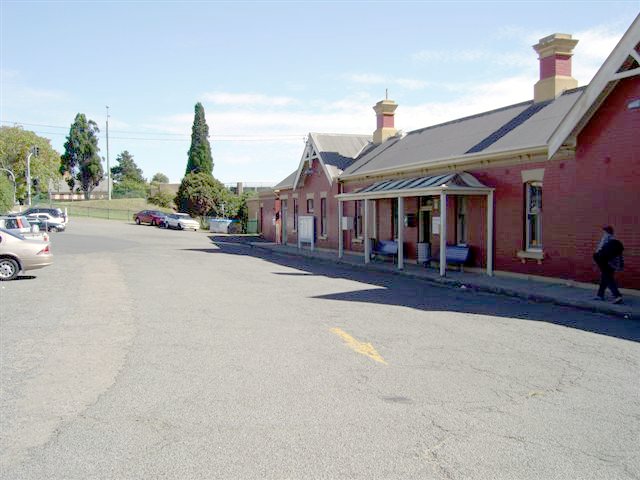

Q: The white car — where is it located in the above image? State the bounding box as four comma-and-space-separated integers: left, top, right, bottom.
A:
165, 213, 199, 231
25, 213, 66, 232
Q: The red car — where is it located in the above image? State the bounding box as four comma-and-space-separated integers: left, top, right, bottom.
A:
133, 210, 168, 226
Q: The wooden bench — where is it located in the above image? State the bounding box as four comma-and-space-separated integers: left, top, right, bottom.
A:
372, 240, 398, 262
430, 245, 470, 271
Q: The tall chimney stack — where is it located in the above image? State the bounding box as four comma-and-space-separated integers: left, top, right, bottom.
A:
372, 98, 398, 144
533, 33, 579, 103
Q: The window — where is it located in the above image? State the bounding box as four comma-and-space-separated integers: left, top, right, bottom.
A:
307, 198, 314, 213
526, 182, 542, 250
456, 197, 467, 245
320, 198, 327, 237
354, 200, 363, 238
293, 199, 298, 231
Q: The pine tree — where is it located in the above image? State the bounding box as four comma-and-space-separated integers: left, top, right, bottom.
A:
60, 113, 104, 199
185, 102, 213, 175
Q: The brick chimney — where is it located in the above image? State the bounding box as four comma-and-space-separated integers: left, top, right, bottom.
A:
533, 33, 579, 103
372, 98, 398, 144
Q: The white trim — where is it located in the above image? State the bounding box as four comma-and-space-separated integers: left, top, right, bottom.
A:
306, 193, 315, 199
336, 186, 494, 201
612, 67, 640, 81
548, 14, 640, 158
397, 196, 404, 270
364, 199, 370, 264
487, 191, 494, 276
338, 200, 343, 258
439, 192, 447, 277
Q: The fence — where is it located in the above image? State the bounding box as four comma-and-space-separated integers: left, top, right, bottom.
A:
26, 202, 137, 222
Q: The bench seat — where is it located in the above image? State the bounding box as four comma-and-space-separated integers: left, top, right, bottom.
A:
429, 245, 470, 270
372, 240, 398, 262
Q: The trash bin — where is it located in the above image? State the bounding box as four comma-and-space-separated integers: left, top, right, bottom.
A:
417, 242, 431, 266
209, 218, 233, 233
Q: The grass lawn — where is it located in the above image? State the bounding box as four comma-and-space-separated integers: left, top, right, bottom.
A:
33, 198, 174, 221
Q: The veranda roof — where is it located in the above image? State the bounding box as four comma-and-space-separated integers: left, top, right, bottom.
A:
335, 172, 493, 200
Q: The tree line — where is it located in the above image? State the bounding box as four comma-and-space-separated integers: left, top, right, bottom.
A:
0, 102, 250, 228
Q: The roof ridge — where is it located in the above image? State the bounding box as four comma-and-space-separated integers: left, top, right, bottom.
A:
310, 132, 371, 138
408, 99, 535, 136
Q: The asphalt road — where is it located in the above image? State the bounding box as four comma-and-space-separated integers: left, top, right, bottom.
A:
1, 217, 639, 480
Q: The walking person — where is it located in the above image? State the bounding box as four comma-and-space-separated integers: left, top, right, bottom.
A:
593, 226, 624, 303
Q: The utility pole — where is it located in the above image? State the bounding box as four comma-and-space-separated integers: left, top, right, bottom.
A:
106, 105, 111, 200
26, 145, 38, 206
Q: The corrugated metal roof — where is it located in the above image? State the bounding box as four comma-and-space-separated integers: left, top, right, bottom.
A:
342, 88, 584, 177
274, 170, 298, 190
356, 172, 489, 195
310, 133, 371, 171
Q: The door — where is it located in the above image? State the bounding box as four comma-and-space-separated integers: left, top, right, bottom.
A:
281, 200, 288, 245
419, 209, 431, 243
418, 208, 432, 264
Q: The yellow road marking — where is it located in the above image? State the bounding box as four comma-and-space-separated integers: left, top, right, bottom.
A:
330, 327, 387, 365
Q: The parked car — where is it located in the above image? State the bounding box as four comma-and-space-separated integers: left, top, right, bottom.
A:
0, 216, 49, 241
165, 213, 199, 231
0, 228, 53, 280
25, 213, 66, 232
22, 207, 67, 224
134, 210, 168, 226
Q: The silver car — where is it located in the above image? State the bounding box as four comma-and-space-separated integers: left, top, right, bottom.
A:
165, 213, 200, 231
0, 216, 50, 242
0, 228, 53, 280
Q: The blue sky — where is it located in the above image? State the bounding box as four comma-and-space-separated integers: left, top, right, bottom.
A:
1, 1, 638, 184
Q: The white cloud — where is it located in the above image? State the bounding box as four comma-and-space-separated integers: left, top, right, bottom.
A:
400, 75, 535, 132
202, 91, 296, 107
344, 73, 428, 90
572, 24, 625, 84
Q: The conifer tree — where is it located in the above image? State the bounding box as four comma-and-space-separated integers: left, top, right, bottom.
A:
60, 113, 103, 199
185, 102, 213, 175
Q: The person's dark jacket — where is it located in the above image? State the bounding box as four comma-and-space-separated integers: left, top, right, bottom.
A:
594, 238, 624, 271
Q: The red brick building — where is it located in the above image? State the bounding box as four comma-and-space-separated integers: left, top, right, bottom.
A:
263, 16, 640, 291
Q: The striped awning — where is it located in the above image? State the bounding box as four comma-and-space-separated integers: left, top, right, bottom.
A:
336, 172, 492, 200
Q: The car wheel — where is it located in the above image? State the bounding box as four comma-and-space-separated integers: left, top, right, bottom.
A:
135, 218, 141, 225
0, 258, 19, 281
178, 224, 184, 230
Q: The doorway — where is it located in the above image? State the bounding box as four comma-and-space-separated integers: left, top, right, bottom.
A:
418, 207, 432, 264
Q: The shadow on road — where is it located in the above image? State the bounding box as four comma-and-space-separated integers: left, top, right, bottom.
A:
183, 242, 640, 343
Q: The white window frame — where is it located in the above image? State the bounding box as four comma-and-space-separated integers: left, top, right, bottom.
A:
525, 181, 543, 251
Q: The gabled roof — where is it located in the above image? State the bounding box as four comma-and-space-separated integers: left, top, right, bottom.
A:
336, 172, 492, 200
549, 14, 640, 158
293, 133, 371, 188
273, 170, 298, 191
341, 89, 584, 180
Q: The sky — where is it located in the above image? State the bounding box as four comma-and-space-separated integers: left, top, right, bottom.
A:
1, 1, 638, 185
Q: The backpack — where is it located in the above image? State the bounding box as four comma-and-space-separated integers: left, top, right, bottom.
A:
599, 238, 624, 262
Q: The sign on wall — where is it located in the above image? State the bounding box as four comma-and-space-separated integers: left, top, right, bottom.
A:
432, 216, 441, 235
298, 215, 315, 251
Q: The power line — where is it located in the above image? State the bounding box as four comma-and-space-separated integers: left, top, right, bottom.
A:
5, 129, 303, 142
0, 120, 305, 140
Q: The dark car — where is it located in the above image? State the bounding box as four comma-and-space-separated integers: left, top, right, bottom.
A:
133, 210, 167, 226
22, 207, 68, 224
